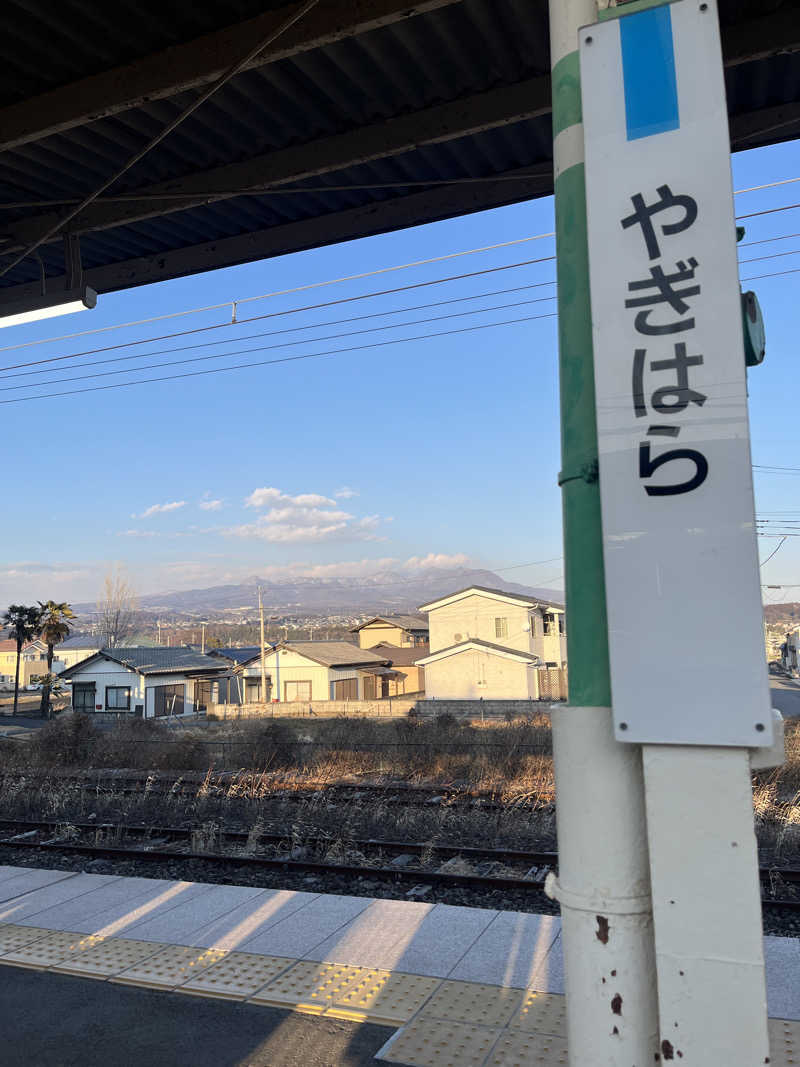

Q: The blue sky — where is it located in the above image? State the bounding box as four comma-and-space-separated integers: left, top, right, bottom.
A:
1, 136, 798, 607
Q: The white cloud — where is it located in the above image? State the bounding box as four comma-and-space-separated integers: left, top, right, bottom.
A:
245, 487, 335, 509
226, 515, 382, 544
118, 529, 159, 538
234, 486, 383, 543
403, 552, 471, 570
199, 499, 223, 511
334, 486, 359, 499
133, 501, 186, 519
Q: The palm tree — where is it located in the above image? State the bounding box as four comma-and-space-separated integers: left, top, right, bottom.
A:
37, 600, 75, 718
1, 605, 42, 717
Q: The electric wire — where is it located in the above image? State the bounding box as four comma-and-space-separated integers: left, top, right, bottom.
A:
0, 298, 557, 393
0, 231, 558, 356
0, 256, 557, 375
0, 282, 557, 383
0, 311, 554, 406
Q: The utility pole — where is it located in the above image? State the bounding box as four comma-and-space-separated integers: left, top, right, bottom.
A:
157, 619, 161, 646
258, 586, 267, 706
200, 622, 206, 655
544, 0, 658, 1062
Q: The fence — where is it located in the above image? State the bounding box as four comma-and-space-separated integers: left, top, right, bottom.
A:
207, 696, 420, 720
414, 697, 561, 720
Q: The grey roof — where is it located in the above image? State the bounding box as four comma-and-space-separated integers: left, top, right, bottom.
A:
419, 586, 564, 612
418, 638, 540, 663
351, 615, 429, 634
369, 642, 430, 666
56, 634, 104, 650
206, 646, 262, 665
61, 647, 229, 678
239, 641, 390, 670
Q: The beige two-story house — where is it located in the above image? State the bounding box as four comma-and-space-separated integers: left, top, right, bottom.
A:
417, 586, 566, 699
350, 615, 429, 650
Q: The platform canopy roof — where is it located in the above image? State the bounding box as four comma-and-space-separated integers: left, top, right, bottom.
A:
0, 0, 798, 307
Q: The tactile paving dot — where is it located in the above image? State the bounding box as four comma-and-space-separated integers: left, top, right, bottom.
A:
327, 970, 442, 1024
0, 929, 83, 969
112, 944, 228, 988
768, 1017, 800, 1067
249, 961, 367, 1015
52, 937, 166, 977
418, 980, 524, 1028
508, 990, 567, 1036
0, 925, 56, 954
178, 952, 294, 1000
380, 1019, 503, 1067
485, 1029, 569, 1067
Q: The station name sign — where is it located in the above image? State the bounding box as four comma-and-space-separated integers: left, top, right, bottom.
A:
580, 0, 772, 746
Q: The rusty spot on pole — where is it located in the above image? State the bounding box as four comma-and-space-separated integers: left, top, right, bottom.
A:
661, 1040, 674, 1060
596, 915, 609, 943
611, 993, 622, 1015
612, 1025, 619, 1036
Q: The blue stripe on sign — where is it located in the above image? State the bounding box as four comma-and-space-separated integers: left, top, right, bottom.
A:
620, 5, 680, 141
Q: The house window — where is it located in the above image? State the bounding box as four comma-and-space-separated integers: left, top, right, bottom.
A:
285, 680, 312, 702
543, 613, 553, 635
331, 678, 358, 700
495, 617, 508, 639
72, 683, 95, 712
558, 617, 565, 635
153, 683, 184, 717
105, 686, 131, 710
529, 616, 536, 636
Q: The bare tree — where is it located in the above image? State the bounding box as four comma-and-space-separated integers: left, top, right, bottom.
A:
97, 568, 137, 648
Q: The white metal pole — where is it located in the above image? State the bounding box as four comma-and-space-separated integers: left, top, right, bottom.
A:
547, 1, 659, 1061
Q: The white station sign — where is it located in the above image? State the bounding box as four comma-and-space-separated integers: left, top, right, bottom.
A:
580, 0, 772, 746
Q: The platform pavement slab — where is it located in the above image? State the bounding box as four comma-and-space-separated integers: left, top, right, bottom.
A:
765, 935, 800, 1020
387, 904, 500, 979
0, 872, 116, 923
12, 876, 195, 933
448, 911, 561, 989
305, 898, 438, 970
0, 867, 77, 903
223, 892, 370, 957
116, 882, 271, 944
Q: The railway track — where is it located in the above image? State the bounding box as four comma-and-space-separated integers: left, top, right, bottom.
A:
0, 816, 796, 911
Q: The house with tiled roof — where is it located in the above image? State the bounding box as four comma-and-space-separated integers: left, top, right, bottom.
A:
59, 647, 229, 717
417, 586, 566, 700
237, 641, 401, 702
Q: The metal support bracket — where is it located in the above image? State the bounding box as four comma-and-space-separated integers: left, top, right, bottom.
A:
545, 872, 652, 915
749, 707, 785, 770
557, 456, 599, 486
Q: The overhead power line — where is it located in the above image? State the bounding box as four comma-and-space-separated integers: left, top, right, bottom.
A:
0, 311, 556, 406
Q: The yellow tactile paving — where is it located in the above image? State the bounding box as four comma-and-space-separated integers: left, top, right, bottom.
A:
0, 925, 56, 954
381, 1019, 503, 1067
178, 952, 293, 1000
419, 980, 524, 1029
769, 1017, 800, 1067
508, 990, 567, 1036
0, 929, 83, 969
112, 944, 228, 989
249, 961, 368, 1015
327, 970, 441, 1025
486, 1029, 569, 1067
52, 937, 167, 978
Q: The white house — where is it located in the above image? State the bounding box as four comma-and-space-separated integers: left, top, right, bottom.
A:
54, 634, 104, 670
417, 585, 567, 700
60, 647, 229, 717
237, 641, 398, 702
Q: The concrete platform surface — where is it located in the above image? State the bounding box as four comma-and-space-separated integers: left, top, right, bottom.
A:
0, 865, 797, 1067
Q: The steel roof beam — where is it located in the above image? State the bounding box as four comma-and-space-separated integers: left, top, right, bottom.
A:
0, 163, 553, 304
1, 76, 552, 249
0, 0, 465, 153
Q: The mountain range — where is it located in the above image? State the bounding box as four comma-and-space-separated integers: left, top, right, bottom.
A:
75, 567, 563, 619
